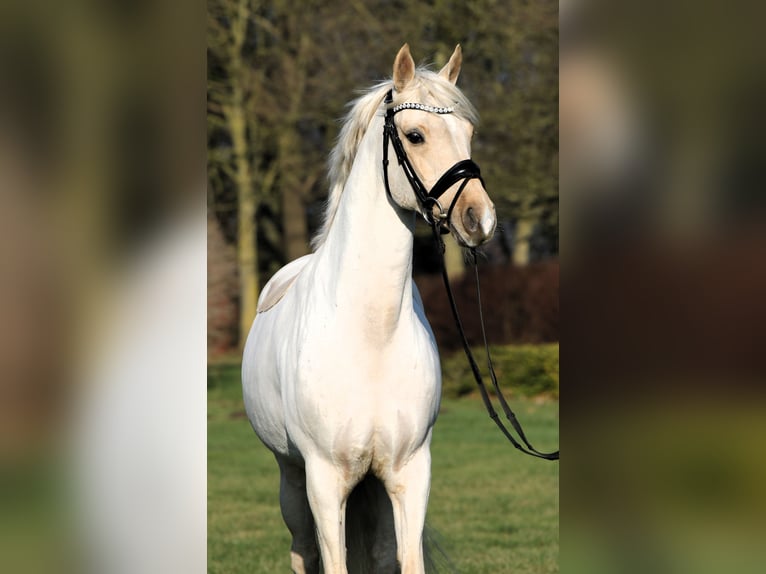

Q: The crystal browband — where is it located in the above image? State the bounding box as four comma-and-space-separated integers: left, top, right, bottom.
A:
391, 101, 455, 115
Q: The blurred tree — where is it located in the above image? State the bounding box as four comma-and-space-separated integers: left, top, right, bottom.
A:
464, 0, 559, 264
256, 1, 326, 261
208, 0, 260, 348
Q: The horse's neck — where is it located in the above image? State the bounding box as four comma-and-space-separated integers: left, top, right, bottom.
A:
317, 116, 417, 341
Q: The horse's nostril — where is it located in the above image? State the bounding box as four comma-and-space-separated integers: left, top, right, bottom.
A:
463, 207, 479, 232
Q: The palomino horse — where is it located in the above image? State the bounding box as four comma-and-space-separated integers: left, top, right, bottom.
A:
242, 44, 496, 574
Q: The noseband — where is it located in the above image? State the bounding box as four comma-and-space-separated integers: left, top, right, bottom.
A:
382, 89, 484, 231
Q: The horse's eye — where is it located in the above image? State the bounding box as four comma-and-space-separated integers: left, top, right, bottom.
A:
405, 131, 424, 145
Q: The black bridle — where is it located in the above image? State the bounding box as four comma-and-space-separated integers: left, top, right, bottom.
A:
381, 88, 559, 461
382, 89, 484, 230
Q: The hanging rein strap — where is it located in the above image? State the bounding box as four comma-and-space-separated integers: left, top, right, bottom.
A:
382, 88, 558, 461
430, 224, 559, 461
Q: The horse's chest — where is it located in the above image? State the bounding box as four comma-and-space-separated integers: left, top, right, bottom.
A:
288, 339, 439, 476
307, 403, 428, 482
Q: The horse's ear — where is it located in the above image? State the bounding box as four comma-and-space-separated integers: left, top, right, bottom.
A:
439, 44, 462, 85
393, 44, 416, 92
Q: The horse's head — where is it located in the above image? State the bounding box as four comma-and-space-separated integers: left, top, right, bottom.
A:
385, 44, 496, 247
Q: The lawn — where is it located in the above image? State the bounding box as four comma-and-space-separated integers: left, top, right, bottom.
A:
208, 362, 559, 573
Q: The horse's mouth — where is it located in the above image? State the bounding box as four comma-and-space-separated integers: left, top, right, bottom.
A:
450, 222, 493, 248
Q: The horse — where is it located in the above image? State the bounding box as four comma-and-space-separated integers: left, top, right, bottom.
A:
242, 43, 496, 574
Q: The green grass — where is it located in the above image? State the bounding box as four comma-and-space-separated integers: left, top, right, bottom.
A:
209, 360, 558, 573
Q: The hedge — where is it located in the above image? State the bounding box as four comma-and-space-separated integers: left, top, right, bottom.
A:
415, 260, 559, 352
440, 343, 559, 399
207, 358, 241, 389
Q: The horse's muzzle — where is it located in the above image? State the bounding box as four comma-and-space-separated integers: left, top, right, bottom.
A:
450, 183, 496, 247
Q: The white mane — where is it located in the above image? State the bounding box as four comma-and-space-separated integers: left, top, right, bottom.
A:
311, 68, 479, 250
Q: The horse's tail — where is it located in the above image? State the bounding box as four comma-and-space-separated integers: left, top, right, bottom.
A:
344, 474, 457, 574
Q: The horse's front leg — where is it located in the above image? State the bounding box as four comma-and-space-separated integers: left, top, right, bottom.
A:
304, 456, 354, 574
384, 446, 431, 574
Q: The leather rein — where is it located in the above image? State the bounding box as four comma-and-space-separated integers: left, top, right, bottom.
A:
381, 89, 559, 461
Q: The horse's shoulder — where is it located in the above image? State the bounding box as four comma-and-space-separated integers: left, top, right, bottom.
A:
257, 254, 313, 313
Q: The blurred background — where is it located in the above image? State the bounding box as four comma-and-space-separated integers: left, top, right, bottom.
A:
1, 0, 765, 572
0, 0, 206, 573
561, 0, 766, 572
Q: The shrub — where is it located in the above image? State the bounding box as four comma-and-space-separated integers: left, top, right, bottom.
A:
415, 260, 559, 352
207, 359, 241, 389
440, 343, 559, 399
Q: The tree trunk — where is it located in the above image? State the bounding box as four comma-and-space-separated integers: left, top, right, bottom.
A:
278, 28, 312, 261
513, 218, 534, 266
229, 88, 259, 349
445, 236, 465, 280
278, 128, 309, 261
